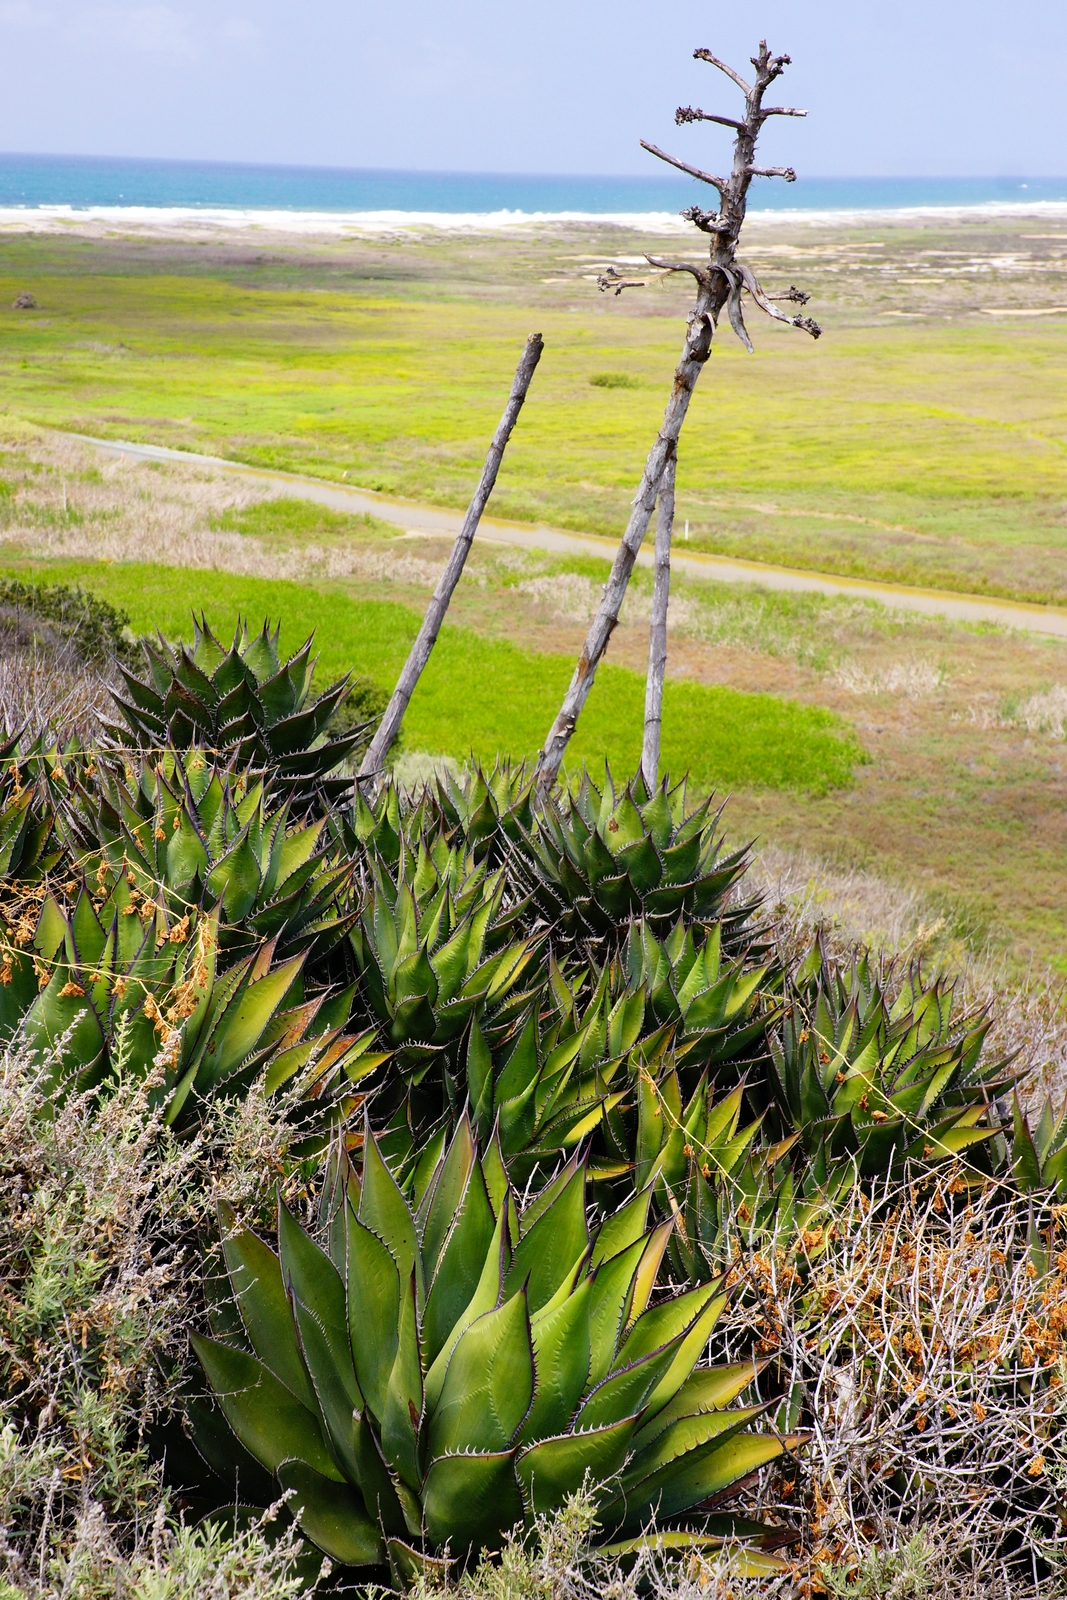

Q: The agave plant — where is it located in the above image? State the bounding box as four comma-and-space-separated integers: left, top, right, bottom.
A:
428, 761, 535, 866
348, 831, 539, 1103
106, 616, 372, 808
623, 918, 775, 1077
757, 938, 1017, 1178
0, 731, 70, 887
513, 769, 756, 953
1011, 1091, 1067, 1197
193, 1121, 792, 1578
0, 880, 371, 1137
375, 955, 648, 1193
64, 748, 355, 972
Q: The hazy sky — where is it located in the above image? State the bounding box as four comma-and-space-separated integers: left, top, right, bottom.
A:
1, 0, 1064, 177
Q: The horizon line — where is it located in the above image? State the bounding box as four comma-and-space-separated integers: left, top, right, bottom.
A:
0, 152, 1065, 185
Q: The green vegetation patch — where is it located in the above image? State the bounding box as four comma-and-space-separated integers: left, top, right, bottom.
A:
211, 496, 396, 543
6, 559, 862, 795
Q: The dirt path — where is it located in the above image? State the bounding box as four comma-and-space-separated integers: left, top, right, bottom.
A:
67, 429, 1067, 640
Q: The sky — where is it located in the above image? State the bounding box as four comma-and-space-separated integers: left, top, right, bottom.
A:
0, 0, 1064, 178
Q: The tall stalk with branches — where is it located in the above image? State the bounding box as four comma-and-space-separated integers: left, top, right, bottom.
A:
534, 41, 821, 801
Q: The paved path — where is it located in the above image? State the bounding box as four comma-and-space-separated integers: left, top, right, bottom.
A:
67, 430, 1067, 641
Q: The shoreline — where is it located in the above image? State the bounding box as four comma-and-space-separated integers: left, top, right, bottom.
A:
4, 198, 1067, 238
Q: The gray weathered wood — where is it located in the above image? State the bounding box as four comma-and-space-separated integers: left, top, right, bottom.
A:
641, 447, 675, 792
533, 41, 820, 802
359, 332, 544, 783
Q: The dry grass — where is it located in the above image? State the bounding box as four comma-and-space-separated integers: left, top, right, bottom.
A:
717, 1176, 1067, 1598
0, 635, 117, 744
0, 425, 443, 590
0, 1030, 312, 1598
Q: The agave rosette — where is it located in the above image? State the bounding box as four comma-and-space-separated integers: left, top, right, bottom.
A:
378, 954, 650, 1191
107, 616, 369, 808
762, 937, 1018, 1177
65, 748, 355, 970
348, 831, 539, 1095
193, 1120, 792, 1577
0, 879, 371, 1136
514, 770, 756, 952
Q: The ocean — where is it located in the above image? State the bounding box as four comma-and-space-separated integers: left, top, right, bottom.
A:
1, 153, 1066, 231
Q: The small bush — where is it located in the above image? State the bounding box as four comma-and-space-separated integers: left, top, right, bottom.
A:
589, 372, 642, 389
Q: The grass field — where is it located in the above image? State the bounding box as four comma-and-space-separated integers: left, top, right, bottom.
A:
2, 218, 1067, 975
1, 219, 1066, 602
3, 553, 860, 796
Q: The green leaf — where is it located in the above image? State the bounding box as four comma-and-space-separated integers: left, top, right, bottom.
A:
167, 812, 209, 888
345, 1206, 400, 1419
518, 1279, 592, 1444
200, 955, 304, 1089
424, 1208, 507, 1415
421, 1451, 523, 1556
505, 1160, 588, 1314
276, 1460, 384, 1567
573, 1344, 679, 1431
278, 1203, 364, 1460
220, 1204, 317, 1413
622, 1404, 766, 1490
380, 1270, 423, 1489
192, 1335, 340, 1481
207, 827, 262, 922
516, 1418, 634, 1517
632, 1363, 761, 1453
359, 1120, 420, 1293
1012, 1093, 1044, 1192
422, 1159, 496, 1370
587, 1238, 648, 1388
615, 1430, 784, 1527
427, 1290, 533, 1459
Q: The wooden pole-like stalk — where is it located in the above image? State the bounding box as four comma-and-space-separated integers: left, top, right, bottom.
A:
642, 447, 675, 792
359, 332, 544, 783
533, 41, 819, 803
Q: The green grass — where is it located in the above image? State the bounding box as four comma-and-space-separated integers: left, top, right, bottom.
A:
1, 237, 1065, 602
13, 558, 862, 795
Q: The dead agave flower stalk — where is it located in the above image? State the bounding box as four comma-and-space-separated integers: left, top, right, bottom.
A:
534, 40, 821, 801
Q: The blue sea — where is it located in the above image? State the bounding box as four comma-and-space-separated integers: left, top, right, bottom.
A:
1, 154, 1065, 228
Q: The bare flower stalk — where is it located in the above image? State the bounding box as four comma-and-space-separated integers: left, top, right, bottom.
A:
534, 41, 820, 800
359, 332, 544, 785
641, 447, 675, 791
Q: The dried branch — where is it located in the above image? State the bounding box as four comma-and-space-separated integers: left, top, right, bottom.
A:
748, 164, 798, 181
644, 256, 705, 283
641, 448, 674, 791
360, 333, 543, 785
692, 48, 752, 94
676, 106, 746, 133
597, 266, 649, 296
534, 38, 820, 798
639, 140, 726, 194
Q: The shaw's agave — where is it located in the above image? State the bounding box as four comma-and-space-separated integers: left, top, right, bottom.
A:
513, 770, 756, 953
760, 937, 1017, 1178
64, 749, 355, 971
107, 616, 372, 808
0, 883, 371, 1137
194, 1120, 792, 1578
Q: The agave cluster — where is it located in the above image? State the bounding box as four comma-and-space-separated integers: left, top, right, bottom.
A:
516, 772, 755, 952
194, 1122, 792, 1579
0, 882, 363, 1139
6, 601, 1065, 1593
107, 617, 372, 808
